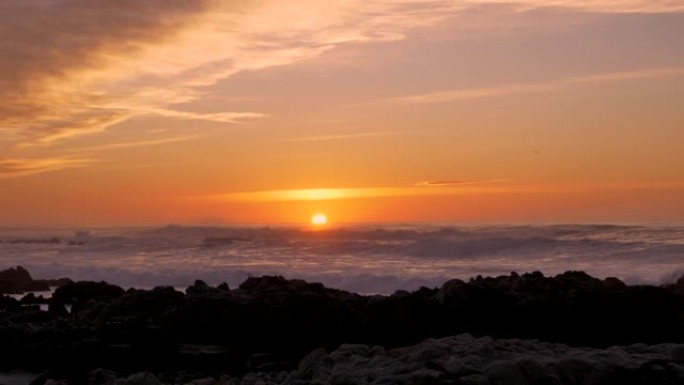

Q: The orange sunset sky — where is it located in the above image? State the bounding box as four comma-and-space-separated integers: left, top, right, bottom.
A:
1, 0, 683, 226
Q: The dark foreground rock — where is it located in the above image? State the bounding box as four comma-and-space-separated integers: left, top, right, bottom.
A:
0, 266, 71, 294
33, 334, 684, 385
1, 270, 684, 382
0, 265, 72, 295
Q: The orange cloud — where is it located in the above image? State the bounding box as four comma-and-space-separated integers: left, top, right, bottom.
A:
0, 1, 466, 148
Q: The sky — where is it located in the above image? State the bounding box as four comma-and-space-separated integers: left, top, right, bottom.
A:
1, 0, 683, 226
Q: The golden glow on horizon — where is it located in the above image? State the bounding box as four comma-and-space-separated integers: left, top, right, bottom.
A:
311, 213, 328, 226
209, 184, 512, 202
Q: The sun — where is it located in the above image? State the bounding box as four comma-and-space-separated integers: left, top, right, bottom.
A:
310, 213, 328, 226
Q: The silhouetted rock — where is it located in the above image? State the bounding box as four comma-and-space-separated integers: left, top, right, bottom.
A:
52, 281, 125, 303
37, 277, 73, 288
85, 335, 684, 385
87, 368, 119, 385
51, 280, 126, 314
1, 269, 684, 381
116, 372, 162, 385
603, 276, 627, 291
663, 273, 684, 296
0, 265, 71, 295
0, 265, 49, 294
47, 301, 70, 317
0, 293, 20, 310
19, 292, 45, 306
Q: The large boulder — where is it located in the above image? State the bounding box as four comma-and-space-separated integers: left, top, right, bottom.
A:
0, 265, 49, 294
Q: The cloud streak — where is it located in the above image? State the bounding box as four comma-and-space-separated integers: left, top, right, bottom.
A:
137, 109, 269, 124
415, 179, 509, 187
390, 67, 684, 104
207, 182, 514, 202
204, 179, 684, 202
60, 136, 199, 153
282, 130, 410, 142
461, 0, 684, 13
0, 157, 96, 179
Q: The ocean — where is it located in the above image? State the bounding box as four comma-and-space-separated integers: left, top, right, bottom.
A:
1, 224, 682, 294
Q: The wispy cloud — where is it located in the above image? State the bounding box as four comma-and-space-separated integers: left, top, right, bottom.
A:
282, 130, 409, 142
61, 136, 198, 153
0, 1, 467, 147
390, 67, 684, 104
474, 0, 684, 13
140, 109, 269, 124
563, 180, 684, 191
202, 179, 684, 202
415, 179, 509, 186
0, 157, 96, 179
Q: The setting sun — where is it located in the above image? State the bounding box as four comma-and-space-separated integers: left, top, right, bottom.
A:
311, 213, 328, 226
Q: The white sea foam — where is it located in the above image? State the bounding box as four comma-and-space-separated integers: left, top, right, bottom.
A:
0, 224, 682, 293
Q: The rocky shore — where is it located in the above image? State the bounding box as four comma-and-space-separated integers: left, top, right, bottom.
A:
61, 334, 684, 385
1, 267, 683, 384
